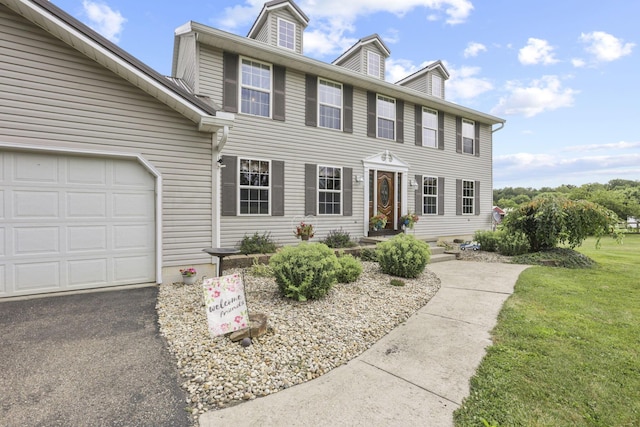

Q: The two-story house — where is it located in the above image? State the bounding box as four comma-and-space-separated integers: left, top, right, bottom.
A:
172, 0, 505, 248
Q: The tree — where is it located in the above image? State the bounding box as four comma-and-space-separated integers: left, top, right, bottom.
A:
502, 194, 619, 252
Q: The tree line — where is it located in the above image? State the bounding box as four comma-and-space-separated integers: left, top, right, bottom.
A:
494, 179, 640, 222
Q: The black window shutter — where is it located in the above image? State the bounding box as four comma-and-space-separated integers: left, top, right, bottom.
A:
475, 180, 481, 215
272, 160, 285, 216
456, 116, 462, 153
415, 105, 422, 146
221, 155, 237, 216
438, 177, 445, 215
305, 74, 317, 127
456, 179, 462, 215
304, 163, 317, 216
343, 167, 352, 216
222, 52, 238, 113
438, 111, 445, 150
475, 123, 480, 157
415, 174, 422, 214
396, 100, 404, 143
367, 91, 376, 138
343, 84, 353, 133
273, 65, 286, 122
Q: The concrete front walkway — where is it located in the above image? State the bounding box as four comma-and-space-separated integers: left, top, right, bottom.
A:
200, 260, 529, 427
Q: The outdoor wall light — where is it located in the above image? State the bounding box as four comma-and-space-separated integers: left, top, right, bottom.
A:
409, 178, 418, 187
354, 175, 364, 183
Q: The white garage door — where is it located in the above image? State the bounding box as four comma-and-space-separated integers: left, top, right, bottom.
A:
0, 151, 156, 298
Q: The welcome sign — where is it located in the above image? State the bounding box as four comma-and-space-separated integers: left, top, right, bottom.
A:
202, 274, 249, 338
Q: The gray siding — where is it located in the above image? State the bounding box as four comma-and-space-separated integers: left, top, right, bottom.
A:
401, 75, 427, 93
0, 6, 215, 266
174, 34, 198, 92
336, 51, 361, 73
255, 19, 270, 44
199, 45, 493, 244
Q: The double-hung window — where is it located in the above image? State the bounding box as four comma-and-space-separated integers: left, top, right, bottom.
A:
318, 79, 342, 130
422, 108, 438, 148
462, 180, 475, 214
239, 159, 270, 214
278, 18, 295, 50
367, 51, 380, 77
462, 119, 475, 154
240, 58, 271, 117
377, 95, 395, 140
431, 74, 443, 98
318, 166, 341, 215
423, 177, 438, 214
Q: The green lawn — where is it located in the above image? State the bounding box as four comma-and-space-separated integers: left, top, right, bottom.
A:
454, 234, 640, 427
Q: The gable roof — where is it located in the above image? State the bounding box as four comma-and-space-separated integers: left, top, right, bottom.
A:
395, 60, 451, 85
247, 0, 309, 38
333, 34, 391, 65
0, 0, 233, 132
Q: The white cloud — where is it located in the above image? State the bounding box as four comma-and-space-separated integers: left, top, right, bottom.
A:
386, 58, 427, 83
491, 75, 578, 118
518, 38, 558, 65
447, 65, 493, 101
82, 1, 126, 43
563, 141, 640, 152
217, 0, 474, 58
579, 31, 635, 63
571, 58, 586, 68
463, 42, 487, 58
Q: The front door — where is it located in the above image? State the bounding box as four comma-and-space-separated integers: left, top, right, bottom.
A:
369, 171, 396, 230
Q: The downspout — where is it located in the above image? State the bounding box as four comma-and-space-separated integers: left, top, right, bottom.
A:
214, 125, 230, 248
492, 122, 505, 133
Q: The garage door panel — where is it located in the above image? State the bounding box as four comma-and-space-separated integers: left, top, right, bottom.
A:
114, 255, 154, 282
14, 191, 59, 218
67, 192, 107, 218
113, 161, 153, 187
15, 261, 60, 290
113, 224, 152, 250
68, 258, 108, 286
67, 226, 107, 252
0, 190, 4, 218
68, 157, 107, 185
14, 227, 59, 255
113, 192, 154, 218
0, 265, 5, 294
14, 153, 58, 183
0, 228, 4, 256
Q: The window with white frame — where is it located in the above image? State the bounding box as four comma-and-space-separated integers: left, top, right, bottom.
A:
318, 166, 342, 214
367, 51, 380, 77
240, 58, 271, 117
278, 18, 295, 50
462, 119, 475, 154
431, 74, 442, 98
377, 95, 395, 140
423, 176, 438, 214
462, 180, 475, 214
239, 159, 270, 214
422, 108, 438, 148
318, 79, 342, 130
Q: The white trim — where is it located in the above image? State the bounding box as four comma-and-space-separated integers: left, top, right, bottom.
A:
462, 118, 475, 155
431, 74, 443, 98
237, 157, 272, 216
462, 179, 475, 215
376, 94, 396, 140
0, 142, 163, 284
317, 164, 343, 216
317, 77, 343, 131
367, 51, 381, 77
238, 56, 273, 118
421, 176, 438, 215
422, 107, 438, 148
277, 17, 296, 51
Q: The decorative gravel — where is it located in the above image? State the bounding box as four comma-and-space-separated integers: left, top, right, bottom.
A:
156, 261, 440, 423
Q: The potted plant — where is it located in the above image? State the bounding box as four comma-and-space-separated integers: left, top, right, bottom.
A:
400, 212, 420, 230
370, 212, 388, 231
294, 221, 315, 241
180, 267, 197, 285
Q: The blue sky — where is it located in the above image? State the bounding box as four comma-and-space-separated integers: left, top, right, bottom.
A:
51, 0, 639, 189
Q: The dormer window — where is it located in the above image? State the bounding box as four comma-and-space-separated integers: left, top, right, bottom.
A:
367, 51, 380, 77
432, 74, 443, 98
278, 18, 296, 50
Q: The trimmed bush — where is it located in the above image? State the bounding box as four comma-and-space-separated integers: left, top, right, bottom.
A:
336, 253, 363, 283
238, 232, 277, 255
358, 247, 378, 262
496, 230, 530, 256
474, 230, 502, 252
390, 278, 405, 287
323, 228, 357, 248
269, 243, 340, 301
377, 234, 431, 278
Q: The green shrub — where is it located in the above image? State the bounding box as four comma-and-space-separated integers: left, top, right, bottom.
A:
390, 278, 405, 287
248, 257, 273, 277
336, 253, 363, 283
323, 228, 357, 248
496, 231, 530, 256
358, 247, 378, 262
377, 234, 431, 278
269, 243, 340, 301
238, 232, 277, 255
474, 230, 502, 252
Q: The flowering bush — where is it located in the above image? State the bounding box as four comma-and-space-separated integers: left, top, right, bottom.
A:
180, 267, 197, 277
294, 221, 315, 239
370, 212, 388, 230
400, 213, 420, 229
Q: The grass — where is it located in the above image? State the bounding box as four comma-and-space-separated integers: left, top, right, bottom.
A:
454, 234, 640, 427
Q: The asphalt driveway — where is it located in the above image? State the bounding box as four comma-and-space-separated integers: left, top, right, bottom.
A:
0, 287, 190, 427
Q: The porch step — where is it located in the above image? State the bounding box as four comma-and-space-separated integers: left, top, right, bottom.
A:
429, 252, 458, 263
